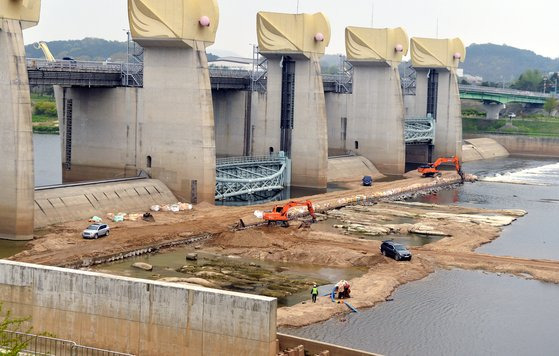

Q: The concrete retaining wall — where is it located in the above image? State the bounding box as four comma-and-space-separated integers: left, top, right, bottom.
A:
0, 260, 277, 356
462, 138, 509, 162
34, 179, 176, 228
465, 134, 559, 158
214, 90, 248, 157
328, 156, 384, 182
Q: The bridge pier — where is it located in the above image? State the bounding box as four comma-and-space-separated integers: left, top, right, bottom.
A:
54, 86, 141, 182
0, 19, 35, 241
482, 101, 506, 120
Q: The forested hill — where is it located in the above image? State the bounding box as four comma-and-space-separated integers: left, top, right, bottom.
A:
463, 43, 559, 82
25, 37, 218, 62
25, 38, 559, 82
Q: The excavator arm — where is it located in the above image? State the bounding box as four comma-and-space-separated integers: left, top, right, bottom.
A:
418, 156, 463, 179
262, 200, 316, 226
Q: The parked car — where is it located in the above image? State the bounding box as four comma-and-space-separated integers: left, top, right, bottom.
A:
380, 240, 412, 261
82, 224, 110, 239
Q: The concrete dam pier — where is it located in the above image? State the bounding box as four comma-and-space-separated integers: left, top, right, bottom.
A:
0, 11, 38, 241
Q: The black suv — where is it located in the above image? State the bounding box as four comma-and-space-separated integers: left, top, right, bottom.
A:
380, 240, 412, 261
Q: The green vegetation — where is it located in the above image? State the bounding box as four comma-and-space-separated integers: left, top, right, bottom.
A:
25, 37, 219, 63
31, 93, 58, 134
510, 69, 544, 91
0, 303, 31, 355
462, 108, 486, 118
544, 97, 558, 115
463, 117, 559, 137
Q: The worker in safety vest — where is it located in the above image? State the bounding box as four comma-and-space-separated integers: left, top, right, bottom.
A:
311, 284, 319, 303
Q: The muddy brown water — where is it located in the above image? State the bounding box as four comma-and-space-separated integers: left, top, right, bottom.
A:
92, 249, 366, 307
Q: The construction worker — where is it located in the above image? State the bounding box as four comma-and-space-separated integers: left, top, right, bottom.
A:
311, 284, 319, 303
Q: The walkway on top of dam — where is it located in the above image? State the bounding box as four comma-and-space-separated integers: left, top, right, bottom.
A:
26, 58, 347, 92
27, 58, 552, 104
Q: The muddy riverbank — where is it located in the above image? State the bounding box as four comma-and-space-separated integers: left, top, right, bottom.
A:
10, 172, 464, 267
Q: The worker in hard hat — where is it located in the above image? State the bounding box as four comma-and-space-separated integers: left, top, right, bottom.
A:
311, 284, 319, 303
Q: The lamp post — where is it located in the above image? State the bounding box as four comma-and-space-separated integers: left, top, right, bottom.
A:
123, 29, 131, 85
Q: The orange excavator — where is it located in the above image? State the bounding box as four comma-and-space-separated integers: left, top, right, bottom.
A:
418, 156, 464, 180
262, 200, 317, 227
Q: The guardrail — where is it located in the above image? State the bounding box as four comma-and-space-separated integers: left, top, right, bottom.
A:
26, 58, 141, 74
0, 331, 135, 356
458, 84, 554, 99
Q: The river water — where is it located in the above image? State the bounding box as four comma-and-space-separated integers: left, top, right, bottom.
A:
33, 133, 62, 187
283, 156, 559, 356
283, 269, 559, 356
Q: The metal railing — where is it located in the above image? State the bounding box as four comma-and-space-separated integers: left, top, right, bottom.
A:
404, 116, 436, 144
27, 58, 127, 73
0, 331, 134, 356
215, 154, 288, 200
458, 84, 554, 99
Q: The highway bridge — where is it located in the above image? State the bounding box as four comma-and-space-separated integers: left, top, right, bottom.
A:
458, 84, 552, 105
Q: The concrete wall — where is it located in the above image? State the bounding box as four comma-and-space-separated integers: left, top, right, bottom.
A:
55, 86, 141, 182
256, 56, 328, 189
252, 61, 281, 156
291, 54, 328, 188
347, 64, 406, 175
277, 334, 380, 356
465, 134, 559, 158
433, 70, 462, 159
213, 90, 248, 157
328, 156, 384, 182
413, 69, 462, 160
34, 179, 176, 228
325, 92, 350, 155
462, 138, 509, 162
0, 260, 277, 355
139, 45, 216, 203
0, 19, 34, 241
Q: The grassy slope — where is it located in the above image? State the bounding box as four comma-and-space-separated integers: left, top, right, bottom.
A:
463, 117, 559, 137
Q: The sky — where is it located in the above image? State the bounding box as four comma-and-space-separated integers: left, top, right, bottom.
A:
23, 0, 559, 59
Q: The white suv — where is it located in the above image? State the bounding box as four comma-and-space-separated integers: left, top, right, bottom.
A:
82, 224, 110, 239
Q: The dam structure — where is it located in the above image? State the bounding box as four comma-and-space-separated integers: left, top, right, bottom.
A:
1, 0, 468, 237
